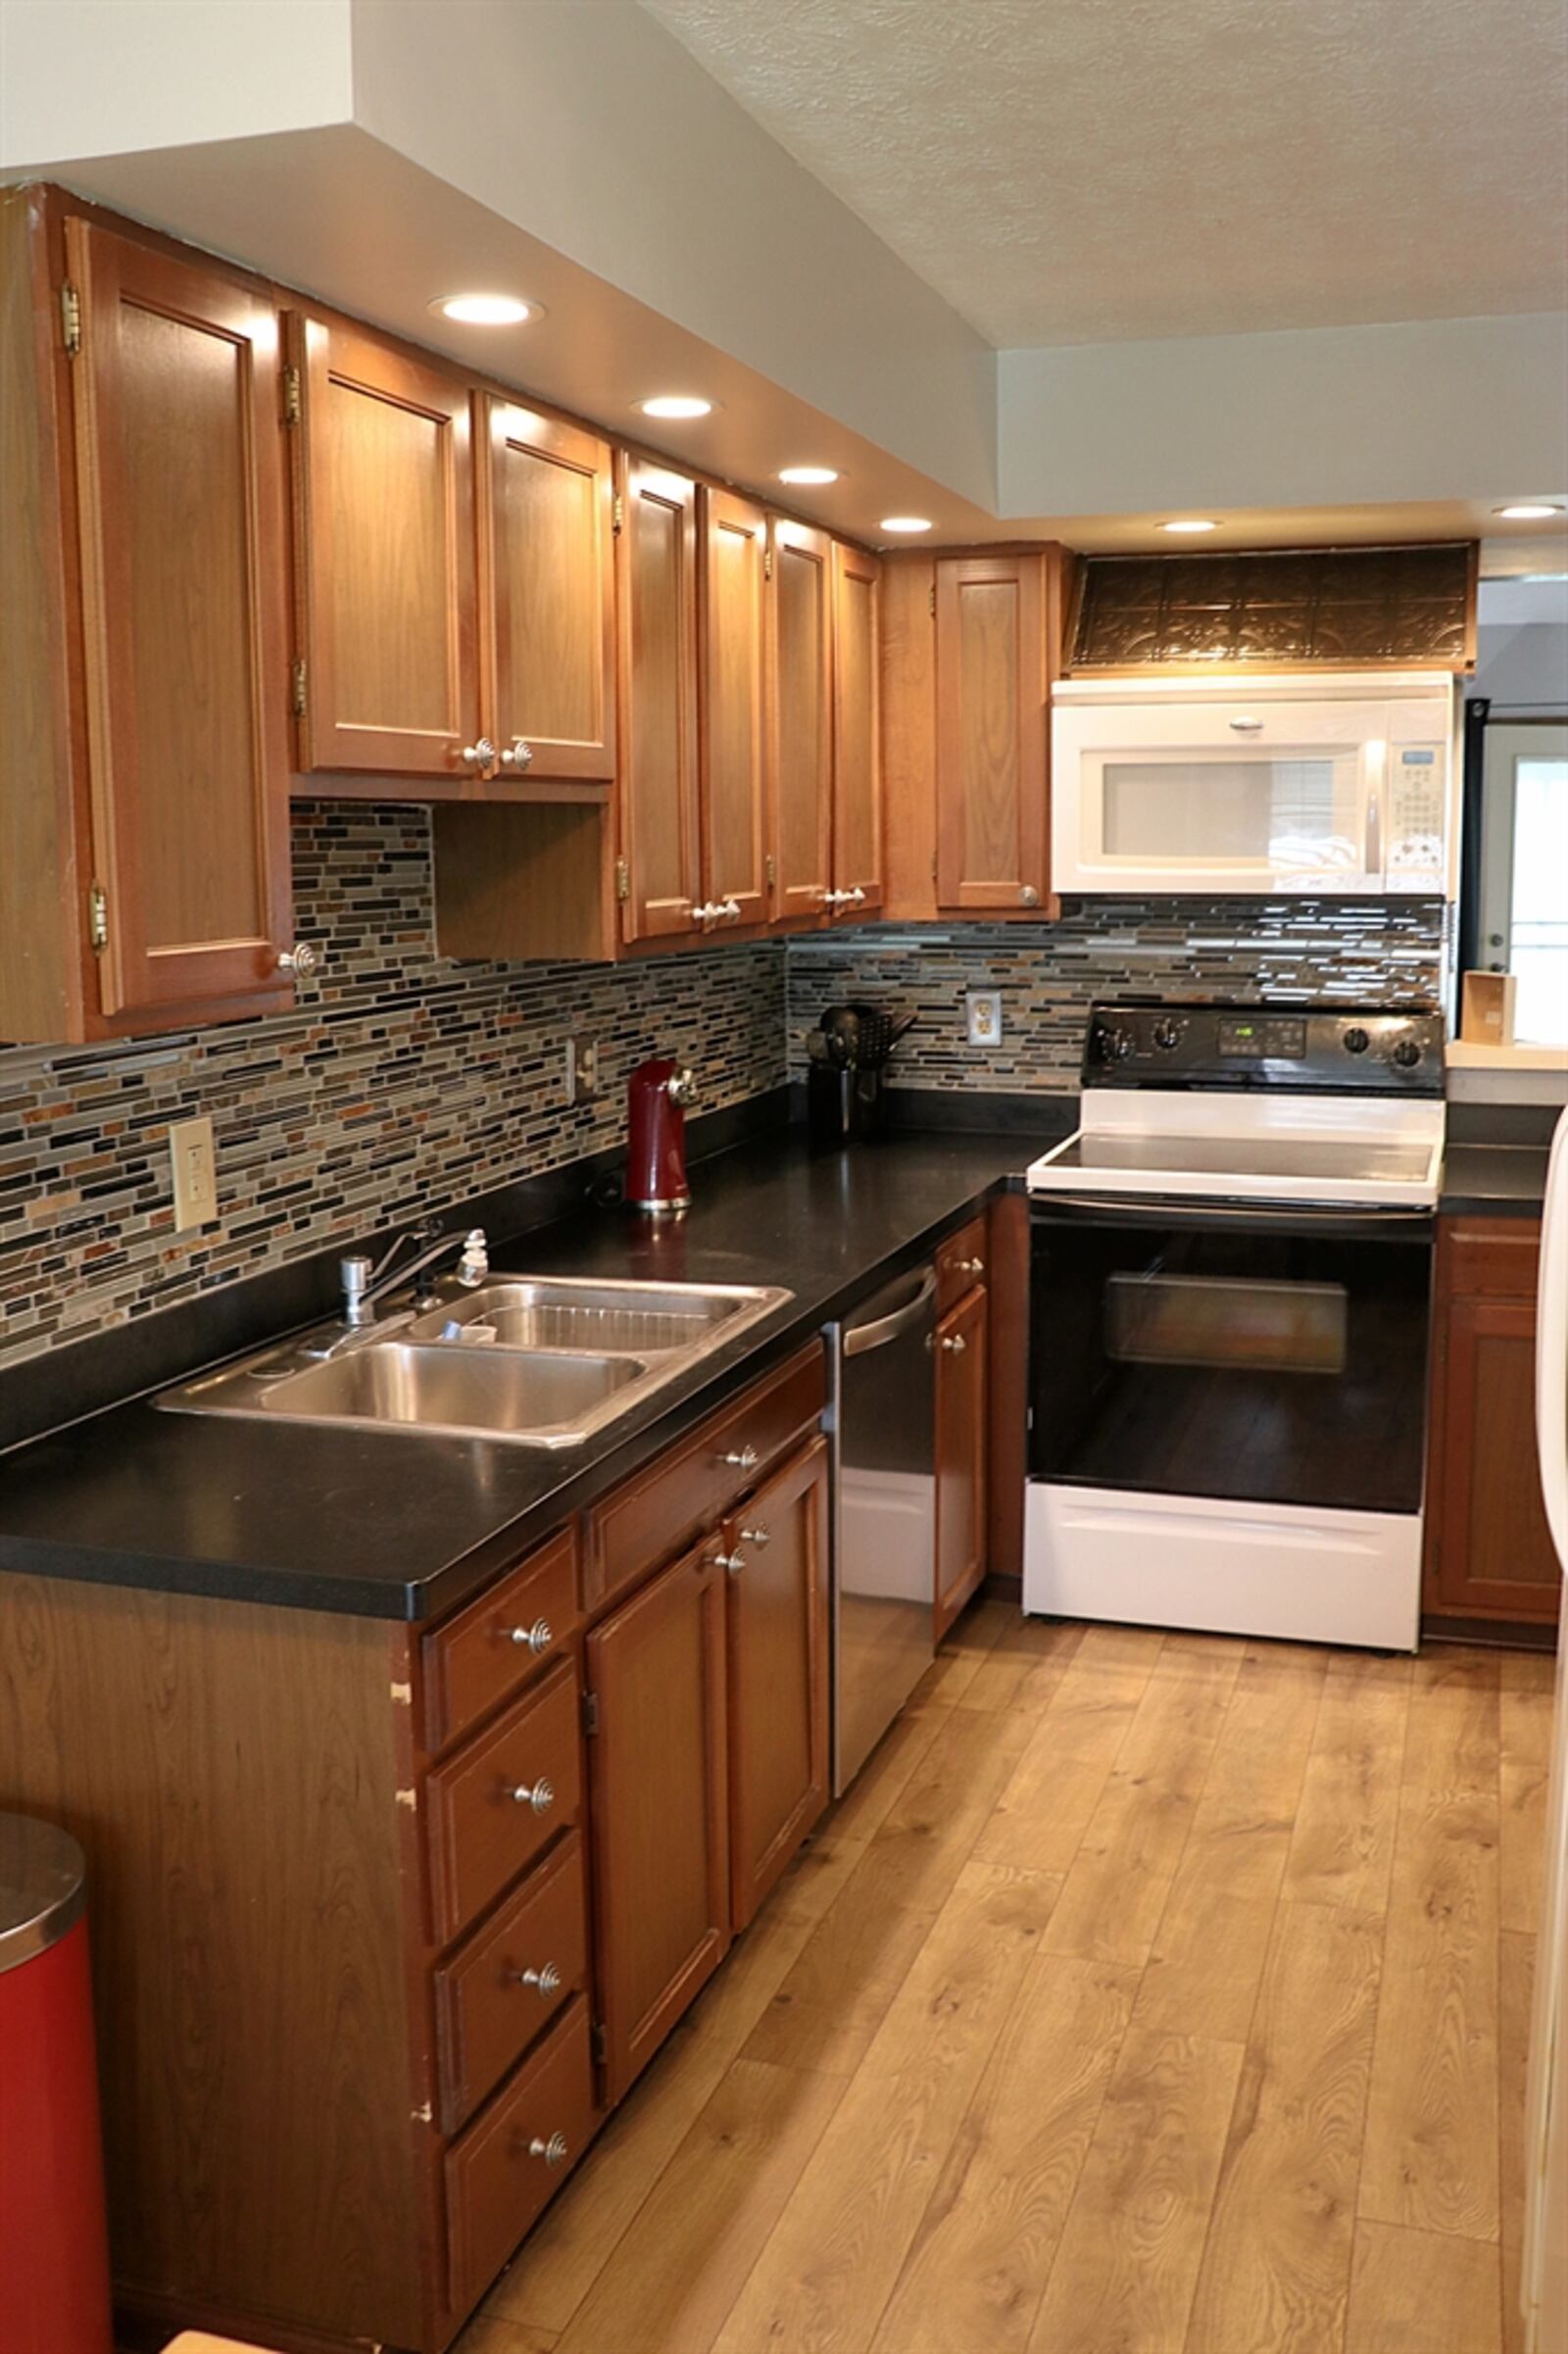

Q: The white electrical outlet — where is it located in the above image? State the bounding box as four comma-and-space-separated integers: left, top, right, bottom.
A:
169, 1114, 218, 1231
966, 991, 1003, 1047
564, 1037, 602, 1106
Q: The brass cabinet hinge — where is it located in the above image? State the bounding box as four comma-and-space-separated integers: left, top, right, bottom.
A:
929, 581, 936, 617
591, 2020, 609, 2068
291, 657, 308, 718
88, 883, 108, 955
612, 492, 624, 535
582, 1691, 600, 1738
765, 854, 777, 891
282, 365, 301, 426
60, 282, 82, 357
614, 857, 630, 904
763, 544, 774, 581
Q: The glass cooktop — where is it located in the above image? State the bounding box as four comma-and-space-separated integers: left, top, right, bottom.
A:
1039, 1134, 1437, 1186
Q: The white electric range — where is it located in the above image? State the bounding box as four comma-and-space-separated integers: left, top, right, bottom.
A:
1023, 1002, 1446, 1650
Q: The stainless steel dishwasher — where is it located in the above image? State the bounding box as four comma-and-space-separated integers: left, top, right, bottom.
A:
828, 1262, 938, 1793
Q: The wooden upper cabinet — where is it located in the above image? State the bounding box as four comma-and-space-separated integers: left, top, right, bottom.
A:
616, 455, 701, 945
586, 1538, 730, 2105
289, 314, 479, 780
481, 400, 615, 785
724, 1437, 830, 1932
65, 219, 293, 1022
699, 488, 768, 929
935, 551, 1050, 914
765, 519, 834, 930
831, 541, 883, 919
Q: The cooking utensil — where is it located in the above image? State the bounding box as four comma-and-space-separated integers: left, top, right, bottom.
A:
845, 1005, 917, 1068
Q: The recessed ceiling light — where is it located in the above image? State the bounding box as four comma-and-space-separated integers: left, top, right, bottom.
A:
1161, 517, 1219, 534
778, 466, 840, 487
638, 395, 714, 420
1494, 502, 1564, 519
431, 293, 538, 326
880, 515, 933, 534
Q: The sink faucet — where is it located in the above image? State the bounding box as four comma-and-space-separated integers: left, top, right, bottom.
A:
339, 1224, 489, 1328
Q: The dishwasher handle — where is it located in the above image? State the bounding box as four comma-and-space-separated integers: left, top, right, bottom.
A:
843, 1267, 937, 1358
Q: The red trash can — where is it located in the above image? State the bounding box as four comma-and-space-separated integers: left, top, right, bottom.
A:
0, 1813, 114, 2354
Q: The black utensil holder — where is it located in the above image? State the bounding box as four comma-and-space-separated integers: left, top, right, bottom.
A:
808, 1065, 885, 1147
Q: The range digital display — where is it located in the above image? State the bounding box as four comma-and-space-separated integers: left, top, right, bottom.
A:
1216, 1017, 1308, 1061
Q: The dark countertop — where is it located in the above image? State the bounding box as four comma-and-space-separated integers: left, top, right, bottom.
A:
0, 1130, 1047, 1623
1440, 1143, 1550, 1219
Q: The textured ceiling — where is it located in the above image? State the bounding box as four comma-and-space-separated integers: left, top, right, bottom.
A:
639, 0, 1568, 347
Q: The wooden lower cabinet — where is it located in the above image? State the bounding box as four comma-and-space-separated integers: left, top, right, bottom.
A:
724, 1435, 830, 1931
935, 1280, 990, 1641
1423, 1215, 1560, 1629
585, 1535, 732, 2106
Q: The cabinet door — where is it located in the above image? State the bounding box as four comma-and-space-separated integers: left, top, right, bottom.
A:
291, 314, 479, 779
482, 399, 615, 784
617, 456, 701, 944
724, 1437, 829, 1932
935, 1284, 989, 1641
1427, 1291, 1561, 1623
935, 552, 1048, 913
831, 540, 884, 920
585, 1537, 729, 2103
699, 488, 769, 929
765, 519, 833, 930
65, 220, 293, 1021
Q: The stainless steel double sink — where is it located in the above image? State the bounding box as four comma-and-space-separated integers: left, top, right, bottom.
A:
157, 1276, 793, 1448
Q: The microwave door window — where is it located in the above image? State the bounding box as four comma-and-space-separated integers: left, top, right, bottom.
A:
1099, 751, 1362, 874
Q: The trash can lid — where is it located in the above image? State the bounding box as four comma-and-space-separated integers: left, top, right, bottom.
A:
0, 1813, 87, 1973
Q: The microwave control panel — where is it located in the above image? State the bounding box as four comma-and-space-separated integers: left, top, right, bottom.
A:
1384, 745, 1447, 883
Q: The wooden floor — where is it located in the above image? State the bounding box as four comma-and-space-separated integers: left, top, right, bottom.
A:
455, 1607, 1556, 2354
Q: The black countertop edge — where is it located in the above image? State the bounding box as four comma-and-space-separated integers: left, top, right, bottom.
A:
1439, 1142, 1551, 1219
0, 1129, 1043, 1623
0, 1087, 794, 1455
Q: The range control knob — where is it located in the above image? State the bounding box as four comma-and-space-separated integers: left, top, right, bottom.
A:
1343, 1026, 1370, 1054
1391, 1038, 1422, 1069
1100, 1025, 1133, 1062
1152, 1018, 1182, 1052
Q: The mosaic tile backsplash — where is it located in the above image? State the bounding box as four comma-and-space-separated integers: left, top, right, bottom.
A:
788, 898, 1447, 1093
0, 803, 1446, 1380
0, 806, 787, 1374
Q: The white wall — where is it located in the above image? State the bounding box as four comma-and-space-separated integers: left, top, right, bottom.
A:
998, 313, 1568, 517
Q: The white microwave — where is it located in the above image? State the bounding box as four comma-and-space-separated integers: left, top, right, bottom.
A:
1051, 669, 1460, 897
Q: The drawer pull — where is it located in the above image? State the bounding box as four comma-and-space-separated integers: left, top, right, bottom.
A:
957, 1256, 985, 1277
714, 1548, 745, 1578
527, 2131, 569, 2170
515, 1961, 563, 1999
718, 1445, 759, 1470
739, 1525, 771, 1548
507, 1616, 554, 1655
940, 1334, 967, 1355
511, 1778, 556, 1815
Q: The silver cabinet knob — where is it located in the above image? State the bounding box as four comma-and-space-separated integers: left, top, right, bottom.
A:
739, 1526, 771, 1548
275, 943, 319, 976
941, 1333, 967, 1354
500, 739, 534, 769
714, 1548, 746, 1577
849, 885, 866, 905
511, 1777, 555, 1814
821, 888, 848, 909
959, 1256, 986, 1277
1019, 885, 1040, 907
691, 901, 718, 925
515, 1961, 562, 1998
718, 1445, 759, 1470
527, 2132, 568, 2169
720, 898, 741, 922
508, 1617, 553, 1654
461, 738, 499, 771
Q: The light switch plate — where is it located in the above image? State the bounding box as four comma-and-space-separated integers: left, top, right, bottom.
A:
966, 991, 1003, 1047
170, 1114, 218, 1231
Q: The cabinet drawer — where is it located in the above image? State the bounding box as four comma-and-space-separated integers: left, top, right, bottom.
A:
426, 1662, 582, 1946
937, 1216, 989, 1314
445, 1996, 596, 2318
585, 1342, 825, 1609
1443, 1216, 1543, 1299
423, 1527, 581, 1753
436, 1831, 589, 2133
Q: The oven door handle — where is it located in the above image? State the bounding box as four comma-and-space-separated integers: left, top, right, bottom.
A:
1030, 1194, 1435, 1240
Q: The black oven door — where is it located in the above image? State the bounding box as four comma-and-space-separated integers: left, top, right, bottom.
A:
1029, 1198, 1434, 1515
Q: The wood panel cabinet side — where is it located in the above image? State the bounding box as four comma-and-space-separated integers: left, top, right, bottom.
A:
0, 185, 84, 1042
880, 554, 939, 920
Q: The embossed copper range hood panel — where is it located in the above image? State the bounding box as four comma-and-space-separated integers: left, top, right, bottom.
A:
1068, 542, 1477, 673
